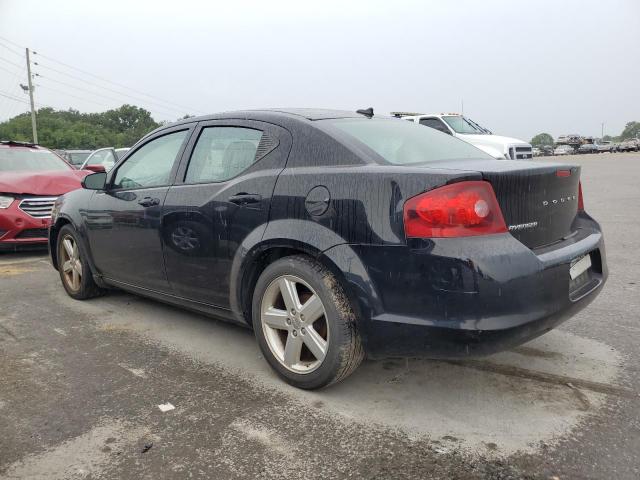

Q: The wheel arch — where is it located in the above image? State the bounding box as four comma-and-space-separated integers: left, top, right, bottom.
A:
49, 214, 107, 288
49, 215, 76, 271
230, 237, 380, 341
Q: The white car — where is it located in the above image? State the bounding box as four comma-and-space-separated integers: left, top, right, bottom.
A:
393, 112, 533, 160
553, 145, 575, 156
80, 147, 130, 172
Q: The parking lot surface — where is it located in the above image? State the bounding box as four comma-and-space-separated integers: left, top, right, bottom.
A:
1, 153, 639, 479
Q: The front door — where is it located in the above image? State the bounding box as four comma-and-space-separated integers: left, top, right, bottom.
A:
162, 120, 291, 307
87, 127, 193, 291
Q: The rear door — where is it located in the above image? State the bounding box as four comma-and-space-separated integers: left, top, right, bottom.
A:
162, 119, 292, 307
87, 126, 194, 292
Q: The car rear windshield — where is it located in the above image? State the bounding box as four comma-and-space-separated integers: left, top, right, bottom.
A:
0, 148, 71, 172
325, 118, 492, 165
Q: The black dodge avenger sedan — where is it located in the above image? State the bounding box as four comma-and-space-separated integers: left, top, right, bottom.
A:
49, 109, 607, 389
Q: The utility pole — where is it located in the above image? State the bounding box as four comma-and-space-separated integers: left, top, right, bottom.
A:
25, 48, 38, 144
601, 122, 604, 140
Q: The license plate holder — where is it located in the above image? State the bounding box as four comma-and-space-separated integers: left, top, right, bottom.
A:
569, 254, 592, 280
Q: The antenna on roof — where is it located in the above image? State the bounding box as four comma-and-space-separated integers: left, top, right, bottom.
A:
356, 107, 374, 118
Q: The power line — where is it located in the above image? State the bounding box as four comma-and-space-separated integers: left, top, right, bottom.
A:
0, 40, 24, 59
0, 36, 24, 50
0, 35, 205, 117
36, 73, 187, 118
0, 33, 204, 113
0, 89, 52, 109
0, 63, 23, 76
32, 50, 205, 114
0, 56, 24, 70
37, 83, 119, 110
34, 60, 195, 116
0, 35, 207, 122
0, 90, 26, 102
0, 63, 27, 115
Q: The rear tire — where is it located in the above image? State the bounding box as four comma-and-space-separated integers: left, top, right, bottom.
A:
252, 255, 364, 389
57, 225, 105, 300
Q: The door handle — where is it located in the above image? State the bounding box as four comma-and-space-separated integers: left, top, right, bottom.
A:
228, 193, 262, 206
138, 197, 160, 207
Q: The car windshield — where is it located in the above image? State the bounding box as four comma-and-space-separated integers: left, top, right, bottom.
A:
0, 147, 72, 172
442, 116, 490, 135
325, 118, 493, 165
69, 152, 91, 164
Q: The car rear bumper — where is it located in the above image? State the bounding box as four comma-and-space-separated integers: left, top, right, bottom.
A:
0, 202, 51, 251
343, 214, 607, 359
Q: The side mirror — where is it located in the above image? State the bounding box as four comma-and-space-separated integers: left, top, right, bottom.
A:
85, 164, 106, 173
82, 172, 107, 190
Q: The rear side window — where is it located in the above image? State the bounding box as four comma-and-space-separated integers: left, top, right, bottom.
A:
185, 127, 263, 184
326, 118, 492, 165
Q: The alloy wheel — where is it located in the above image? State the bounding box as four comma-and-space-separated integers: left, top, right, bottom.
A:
260, 275, 329, 374
60, 234, 82, 292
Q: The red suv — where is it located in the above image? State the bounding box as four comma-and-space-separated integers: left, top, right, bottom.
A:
0, 141, 89, 251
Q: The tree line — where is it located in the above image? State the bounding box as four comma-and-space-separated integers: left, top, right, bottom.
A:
531, 121, 640, 147
0, 105, 169, 149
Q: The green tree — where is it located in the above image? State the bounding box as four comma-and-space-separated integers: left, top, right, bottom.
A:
530, 133, 554, 147
619, 121, 640, 140
0, 104, 161, 149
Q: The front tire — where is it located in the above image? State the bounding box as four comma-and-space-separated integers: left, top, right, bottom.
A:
252, 255, 364, 389
57, 225, 104, 300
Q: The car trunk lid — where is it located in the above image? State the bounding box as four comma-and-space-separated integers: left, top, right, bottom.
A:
420, 159, 581, 249
482, 164, 580, 249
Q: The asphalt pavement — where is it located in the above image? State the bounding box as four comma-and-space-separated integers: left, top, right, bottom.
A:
1, 152, 638, 479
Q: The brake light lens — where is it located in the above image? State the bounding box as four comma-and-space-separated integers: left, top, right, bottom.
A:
578, 181, 584, 211
403, 181, 507, 238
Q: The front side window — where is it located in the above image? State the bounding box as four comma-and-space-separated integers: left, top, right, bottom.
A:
419, 118, 451, 134
185, 127, 262, 184
326, 118, 492, 165
113, 130, 188, 189
0, 148, 72, 172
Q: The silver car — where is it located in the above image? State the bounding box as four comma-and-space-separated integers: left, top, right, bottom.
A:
553, 145, 575, 155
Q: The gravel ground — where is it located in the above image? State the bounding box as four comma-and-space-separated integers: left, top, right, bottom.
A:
0, 152, 638, 479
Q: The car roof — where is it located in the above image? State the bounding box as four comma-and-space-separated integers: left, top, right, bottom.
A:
175, 108, 362, 124
143, 108, 369, 140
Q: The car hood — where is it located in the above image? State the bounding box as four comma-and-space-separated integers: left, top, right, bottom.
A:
0, 170, 89, 195
458, 134, 531, 148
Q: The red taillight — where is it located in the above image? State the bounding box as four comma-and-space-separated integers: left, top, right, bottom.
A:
578, 181, 584, 211
403, 181, 508, 238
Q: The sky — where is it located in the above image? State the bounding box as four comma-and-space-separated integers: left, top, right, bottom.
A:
0, 0, 638, 141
